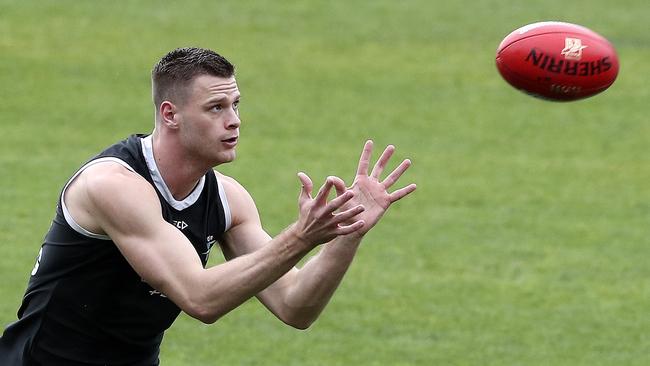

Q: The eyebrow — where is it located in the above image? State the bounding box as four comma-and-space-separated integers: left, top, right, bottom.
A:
205, 94, 240, 104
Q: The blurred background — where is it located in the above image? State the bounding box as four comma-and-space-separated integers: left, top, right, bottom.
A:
1, 1, 649, 365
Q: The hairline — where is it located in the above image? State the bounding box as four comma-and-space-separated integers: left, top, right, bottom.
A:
151, 47, 236, 109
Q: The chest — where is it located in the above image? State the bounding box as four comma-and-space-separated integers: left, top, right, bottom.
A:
161, 202, 222, 266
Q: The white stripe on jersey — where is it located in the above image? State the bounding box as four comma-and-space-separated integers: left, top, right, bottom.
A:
61, 157, 136, 240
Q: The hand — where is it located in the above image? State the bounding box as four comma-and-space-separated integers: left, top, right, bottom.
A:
292, 173, 366, 247
339, 140, 417, 236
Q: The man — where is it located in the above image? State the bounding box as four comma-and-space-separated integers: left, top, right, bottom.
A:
0, 47, 416, 365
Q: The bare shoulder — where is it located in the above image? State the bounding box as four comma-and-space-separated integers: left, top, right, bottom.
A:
213, 170, 260, 227
212, 172, 271, 259
66, 161, 160, 235
81, 162, 156, 203
213, 170, 245, 193
213, 170, 254, 205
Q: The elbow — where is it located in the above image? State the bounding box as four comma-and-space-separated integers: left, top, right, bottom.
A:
278, 308, 319, 330
289, 320, 314, 330
181, 296, 225, 324
155, 274, 227, 324
194, 311, 221, 325
283, 317, 314, 330
185, 302, 222, 324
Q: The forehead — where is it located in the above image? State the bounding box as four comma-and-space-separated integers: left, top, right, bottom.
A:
190, 74, 240, 100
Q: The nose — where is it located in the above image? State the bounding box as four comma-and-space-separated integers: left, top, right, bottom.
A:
226, 109, 241, 130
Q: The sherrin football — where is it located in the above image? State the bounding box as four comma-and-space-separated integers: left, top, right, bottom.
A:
495, 21, 619, 101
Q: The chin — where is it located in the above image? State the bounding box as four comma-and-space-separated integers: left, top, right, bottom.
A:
213, 152, 236, 166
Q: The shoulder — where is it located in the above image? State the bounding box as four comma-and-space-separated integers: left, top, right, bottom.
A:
83, 161, 152, 194
213, 170, 260, 227
76, 161, 159, 215
213, 170, 252, 201
64, 160, 160, 236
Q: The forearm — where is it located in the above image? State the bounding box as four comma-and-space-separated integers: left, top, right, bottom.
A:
279, 234, 364, 327
180, 227, 312, 323
198, 171, 368, 327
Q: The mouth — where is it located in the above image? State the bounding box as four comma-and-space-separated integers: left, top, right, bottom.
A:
222, 136, 238, 146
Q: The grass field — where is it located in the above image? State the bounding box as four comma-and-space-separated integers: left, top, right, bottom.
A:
1, 0, 649, 365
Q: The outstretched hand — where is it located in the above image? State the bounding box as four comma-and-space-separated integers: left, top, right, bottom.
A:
292, 172, 366, 248
291, 140, 415, 246
338, 140, 417, 236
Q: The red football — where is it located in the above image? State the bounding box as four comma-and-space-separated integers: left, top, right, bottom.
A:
495, 21, 619, 101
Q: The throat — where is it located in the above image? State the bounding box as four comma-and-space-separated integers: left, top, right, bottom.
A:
142, 135, 207, 209
155, 160, 207, 202
168, 176, 203, 201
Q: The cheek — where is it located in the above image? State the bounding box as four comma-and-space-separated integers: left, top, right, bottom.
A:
179, 119, 209, 151
185, 120, 222, 149
184, 115, 210, 136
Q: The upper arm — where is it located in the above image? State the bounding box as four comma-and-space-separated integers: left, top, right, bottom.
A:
215, 171, 299, 311
66, 163, 205, 313
216, 171, 272, 259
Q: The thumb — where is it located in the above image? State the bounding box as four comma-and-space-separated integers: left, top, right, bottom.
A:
328, 175, 347, 196
297, 172, 313, 202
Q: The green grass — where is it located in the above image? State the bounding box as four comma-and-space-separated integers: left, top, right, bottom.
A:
1, 0, 649, 365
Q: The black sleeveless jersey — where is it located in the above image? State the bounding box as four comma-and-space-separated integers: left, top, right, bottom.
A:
0, 134, 230, 365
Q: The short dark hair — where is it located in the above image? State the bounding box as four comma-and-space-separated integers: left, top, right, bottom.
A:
151, 47, 235, 107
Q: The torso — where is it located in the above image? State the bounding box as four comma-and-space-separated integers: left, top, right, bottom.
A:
0, 134, 231, 365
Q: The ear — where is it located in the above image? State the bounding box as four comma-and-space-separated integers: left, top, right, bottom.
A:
159, 101, 179, 129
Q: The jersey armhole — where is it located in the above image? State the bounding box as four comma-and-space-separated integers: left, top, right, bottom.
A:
61, 157, 136, 240
213, 171, 232, 232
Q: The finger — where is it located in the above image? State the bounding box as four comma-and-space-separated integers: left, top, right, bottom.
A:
297, 172, 313, 202
313, 176, 335, 205
355, 140, 374, 177
370, 145, 395, 180
335, 220, 365, 236
382, 158, 412, 189
325, 190, 355, 213
388, 183, 417, 203
333, 204, 365, 223
329, 176, 347, 196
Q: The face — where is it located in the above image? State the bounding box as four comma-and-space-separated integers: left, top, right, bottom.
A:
175, 74, 241, 166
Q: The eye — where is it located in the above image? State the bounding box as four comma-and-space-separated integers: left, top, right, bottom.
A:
233, 100, 240, 110
211, 104, 223, 112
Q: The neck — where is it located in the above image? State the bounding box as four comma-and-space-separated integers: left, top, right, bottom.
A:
150, 132, 210, 201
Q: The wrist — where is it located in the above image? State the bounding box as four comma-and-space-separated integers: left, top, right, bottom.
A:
320, 234, 362, 261
329, 231, 364, 248
283, 223, 315, 252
